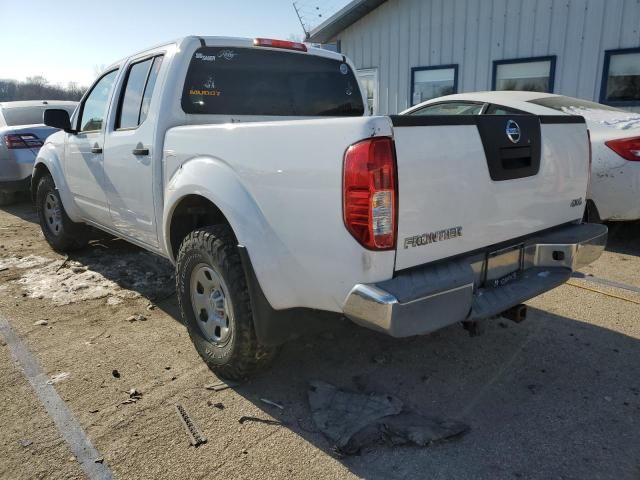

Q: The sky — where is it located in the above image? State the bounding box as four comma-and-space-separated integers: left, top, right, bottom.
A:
0, 0, 349, 87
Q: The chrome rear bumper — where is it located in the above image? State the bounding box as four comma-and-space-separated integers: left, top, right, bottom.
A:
342, 223, 607, 337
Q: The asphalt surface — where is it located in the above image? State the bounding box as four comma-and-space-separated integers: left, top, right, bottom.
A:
0, 201, 638, 480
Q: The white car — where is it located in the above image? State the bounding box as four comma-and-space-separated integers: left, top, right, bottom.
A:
0, 100, 77, 204
402, 92, 640, 222
35, 37, 605, 378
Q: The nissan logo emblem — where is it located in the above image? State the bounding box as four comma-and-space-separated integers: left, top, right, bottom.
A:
506, 119, 521, 144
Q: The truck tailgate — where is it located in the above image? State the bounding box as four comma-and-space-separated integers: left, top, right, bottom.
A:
390, 115, 589, 271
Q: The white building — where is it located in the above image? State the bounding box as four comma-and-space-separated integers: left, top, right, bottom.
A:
308, 0, 640, 114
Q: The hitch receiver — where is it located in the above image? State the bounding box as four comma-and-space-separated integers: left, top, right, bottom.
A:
502, 304, 527, 323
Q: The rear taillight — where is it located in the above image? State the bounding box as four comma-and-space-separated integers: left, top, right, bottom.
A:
3, 133, 43, 150
253, 38, 307, 52
605, 136, 640, 161
343, 137, 397, 250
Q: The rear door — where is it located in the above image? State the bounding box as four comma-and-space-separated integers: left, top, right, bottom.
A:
391, 114, 589, 271
103, 54, 164, 247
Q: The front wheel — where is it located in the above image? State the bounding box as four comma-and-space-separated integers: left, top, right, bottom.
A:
35, 174, 88, 251
176, 225, 278, 380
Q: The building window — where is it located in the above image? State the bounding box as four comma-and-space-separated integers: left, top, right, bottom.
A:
600, 48, 640, 106
410, 65, 458, 106
492, 56, 556, 93
357, 68, 378, 115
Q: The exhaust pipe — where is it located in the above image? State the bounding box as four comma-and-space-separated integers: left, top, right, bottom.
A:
502, 304, 527, 323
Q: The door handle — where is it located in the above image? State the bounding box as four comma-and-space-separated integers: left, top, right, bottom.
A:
91, 146, 103, 154
132, 148, 149, 156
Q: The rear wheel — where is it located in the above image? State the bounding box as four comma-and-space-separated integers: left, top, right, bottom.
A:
36, 174, 88, 251
176, 225, 278, 380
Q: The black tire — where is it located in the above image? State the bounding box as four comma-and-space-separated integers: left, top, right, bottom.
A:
583, 199, 602, 224
36, 174, 88, 251
176, 225, 278, 380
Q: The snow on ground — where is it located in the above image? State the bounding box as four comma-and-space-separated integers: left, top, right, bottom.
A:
0, 255, 51, 270
2, 250, 174, 306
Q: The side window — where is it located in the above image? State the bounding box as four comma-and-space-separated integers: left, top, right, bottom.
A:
600, 49, 640, 106
79, 70, 119, 132
410, 102, 483, 116
493, 57, 555, 93
117, 55, 164, 130
485, 104, 529, 115
411, 66, 458, 106
140, 57, 163, 124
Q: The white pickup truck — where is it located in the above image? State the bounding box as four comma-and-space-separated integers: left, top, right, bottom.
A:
35, 36, 607, 379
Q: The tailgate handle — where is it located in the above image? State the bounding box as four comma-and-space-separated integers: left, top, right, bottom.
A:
500, 146, 531, 170
132, 148, 149, 156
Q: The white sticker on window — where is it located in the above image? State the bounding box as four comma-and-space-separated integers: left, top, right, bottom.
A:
204, 76, 215, 89
218, 50, 238, 61
195, 52, 216, 62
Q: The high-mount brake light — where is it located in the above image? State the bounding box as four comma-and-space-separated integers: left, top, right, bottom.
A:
3, 133, 43, 150
605, 136, 640, 162
253, 38, 308, 52
343, 137, 397, 250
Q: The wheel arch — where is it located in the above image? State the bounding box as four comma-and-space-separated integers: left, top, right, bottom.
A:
167, 194, 234, 260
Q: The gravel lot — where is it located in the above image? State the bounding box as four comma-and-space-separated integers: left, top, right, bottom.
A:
0, 201, 638, 480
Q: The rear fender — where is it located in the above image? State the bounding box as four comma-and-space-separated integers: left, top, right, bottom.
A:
163, 156, 304, 309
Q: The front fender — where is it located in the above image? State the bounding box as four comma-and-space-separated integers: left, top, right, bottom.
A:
32, 142, 83, 222
162, 156, 305, 310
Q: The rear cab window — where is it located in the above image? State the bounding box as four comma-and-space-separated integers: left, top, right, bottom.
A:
1, 107, 46, 126
182, 47, 364, 116
409, 102, 483, 116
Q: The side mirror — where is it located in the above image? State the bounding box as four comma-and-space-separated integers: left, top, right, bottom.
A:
44, 109, 75, 134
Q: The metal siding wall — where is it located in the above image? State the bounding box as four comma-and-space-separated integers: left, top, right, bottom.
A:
337, 0, 640, 114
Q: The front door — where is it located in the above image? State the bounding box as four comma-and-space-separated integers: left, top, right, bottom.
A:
65, 69, 119, 225
103, 55, 164, 247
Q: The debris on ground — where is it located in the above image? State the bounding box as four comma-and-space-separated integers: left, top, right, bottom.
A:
126, 314, 147, 322
112, 369, 121, 378
33, 320, 48, 326
238, 416, 284, 426
121, 389, 142, 405
146, 303, 156, 311
204, 380, 238, 392
46, 372, 70, 385
308, 381, 469, 455
207, 401, 225, 410
175, 404, 207, 447
19, 440, 33, 448
94, 457, 104, 464
260, 398, 284, 410
128, 388, 142, 400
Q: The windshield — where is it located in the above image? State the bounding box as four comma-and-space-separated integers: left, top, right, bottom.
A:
182, 47, 364, 117
528, 96, 625, 113
0, 105, 76, 127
